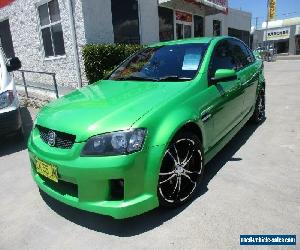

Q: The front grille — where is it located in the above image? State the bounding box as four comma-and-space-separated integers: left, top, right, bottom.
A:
36, 125, 76, 149
40, 175, 78, 198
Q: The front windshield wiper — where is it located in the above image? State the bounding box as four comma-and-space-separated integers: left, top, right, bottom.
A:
113, 76, 158, 82
112, 75, 192, 82
156, 76, 192, 82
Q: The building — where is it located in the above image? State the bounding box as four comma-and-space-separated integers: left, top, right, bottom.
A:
158, 2, 251, 46
252, 17, 300, 55
0, 0, 251, 89
205, 7, 251, 45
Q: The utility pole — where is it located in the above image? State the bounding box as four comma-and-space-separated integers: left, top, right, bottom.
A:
255, 17, 258, 30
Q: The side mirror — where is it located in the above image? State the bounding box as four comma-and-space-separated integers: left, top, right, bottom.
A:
6, 57, 21, 72
211, 69, 237, 84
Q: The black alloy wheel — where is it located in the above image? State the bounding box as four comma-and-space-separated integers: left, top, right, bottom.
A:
158, 132, 204, 207
251, 88, 266, 123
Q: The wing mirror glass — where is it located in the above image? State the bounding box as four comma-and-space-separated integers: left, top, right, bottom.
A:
6, 57, 21, 72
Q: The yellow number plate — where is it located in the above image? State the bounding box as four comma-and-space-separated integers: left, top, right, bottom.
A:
35, 158, 58, 183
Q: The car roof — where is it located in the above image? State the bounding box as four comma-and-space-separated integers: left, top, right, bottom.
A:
148, 36, 226, 47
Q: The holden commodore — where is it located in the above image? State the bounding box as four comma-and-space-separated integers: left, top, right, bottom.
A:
28, 37, 265, 219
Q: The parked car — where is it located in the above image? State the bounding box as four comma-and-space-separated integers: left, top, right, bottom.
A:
0, 47, 23, 138
28, 36, 266, 219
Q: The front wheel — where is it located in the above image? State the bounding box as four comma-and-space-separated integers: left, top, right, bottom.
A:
158, 132, 204, 207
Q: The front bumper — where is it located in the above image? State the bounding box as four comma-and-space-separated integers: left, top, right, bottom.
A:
28, 128, 165, 219
0, 108, 22, 136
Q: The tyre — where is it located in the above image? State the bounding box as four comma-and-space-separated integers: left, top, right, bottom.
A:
251, 88, 266, 124
158, 132, 204, 207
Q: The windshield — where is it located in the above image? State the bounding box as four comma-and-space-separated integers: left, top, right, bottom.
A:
108, 43, 208, 82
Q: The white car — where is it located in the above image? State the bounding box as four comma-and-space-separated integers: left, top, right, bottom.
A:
0, 47, 22, 138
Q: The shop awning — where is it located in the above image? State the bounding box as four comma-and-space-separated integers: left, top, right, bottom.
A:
159, 0, 228, 14
194, 0, 228, 13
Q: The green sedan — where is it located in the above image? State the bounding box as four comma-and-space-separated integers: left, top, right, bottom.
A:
28, 36, 265, 219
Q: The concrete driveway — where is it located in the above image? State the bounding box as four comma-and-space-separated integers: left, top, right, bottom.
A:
0, 60, 299, 249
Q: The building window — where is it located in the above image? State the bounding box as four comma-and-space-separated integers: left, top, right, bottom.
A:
0, 19, 15, 58
228, 28, 250, 46
111, 0, 140, 44
38, 0, 65, 58
213, 20, 221, 36
158, 7, 174, 42
194, 15, 204, 37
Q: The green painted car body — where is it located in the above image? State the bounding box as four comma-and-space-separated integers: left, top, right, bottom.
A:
28, 37, 265, 219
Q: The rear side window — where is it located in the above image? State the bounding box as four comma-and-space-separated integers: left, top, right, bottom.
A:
246, 46, 256, 63
230, 39, 254, 69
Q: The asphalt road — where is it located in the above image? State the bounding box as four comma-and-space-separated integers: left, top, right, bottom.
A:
0, 60, 299, 250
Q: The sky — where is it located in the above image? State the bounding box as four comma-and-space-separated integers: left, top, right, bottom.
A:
229, 0, 300, 28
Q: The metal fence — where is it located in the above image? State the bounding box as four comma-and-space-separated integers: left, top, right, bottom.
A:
17, 70, 59, 99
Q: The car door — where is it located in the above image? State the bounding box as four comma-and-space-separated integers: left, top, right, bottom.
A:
205, 40, 244, 148
230, 39, 259, 116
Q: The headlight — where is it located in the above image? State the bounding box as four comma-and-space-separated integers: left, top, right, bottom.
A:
81, 128, 147, 156
0, 90, 14, 109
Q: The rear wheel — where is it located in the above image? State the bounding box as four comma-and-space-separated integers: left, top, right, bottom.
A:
251, 88, 265, 123
158, 132, 204, 207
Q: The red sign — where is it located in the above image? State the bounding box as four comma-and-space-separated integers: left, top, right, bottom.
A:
175, 11, 192, 23
0, 0, 14, 8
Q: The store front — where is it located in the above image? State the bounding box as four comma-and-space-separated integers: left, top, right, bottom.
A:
1, 0, 244, 88
175, 11, 193, 39
276, 40, 289, 54
264, 27, 290, 54
254, 17, 300, 55
158, 0, 227, 42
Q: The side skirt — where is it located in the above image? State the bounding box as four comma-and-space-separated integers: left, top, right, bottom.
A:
204, 106, 254, 165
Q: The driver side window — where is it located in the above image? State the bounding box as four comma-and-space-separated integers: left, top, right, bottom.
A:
209, 40, 236, 84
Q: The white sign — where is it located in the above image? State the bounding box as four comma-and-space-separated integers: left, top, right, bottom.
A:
264, 27, 290, 41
